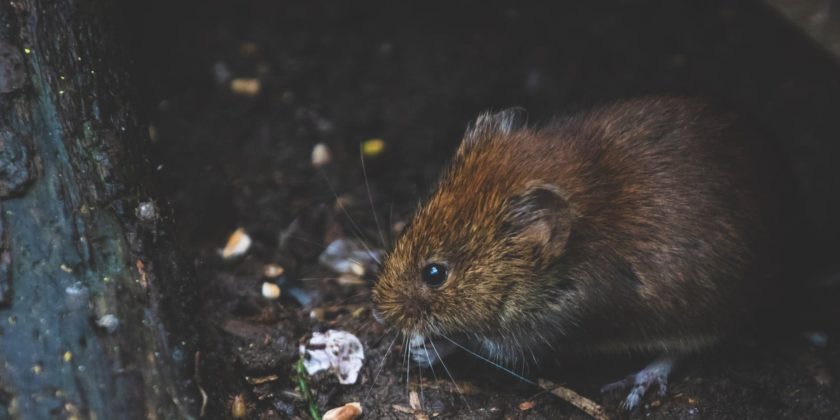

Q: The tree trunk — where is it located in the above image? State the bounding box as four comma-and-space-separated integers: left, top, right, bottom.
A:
0, 1, 196, 418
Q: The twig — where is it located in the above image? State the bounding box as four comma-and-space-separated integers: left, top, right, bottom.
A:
539, 379, 609, 420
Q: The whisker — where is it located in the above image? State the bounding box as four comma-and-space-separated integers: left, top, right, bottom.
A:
439, 334, 537, 386
387, 202, 395, 246
359, 144, 388, 250
430, 338, 472, 413
317, 168, 382, 265
364, 332, 400, 401
417, 356, 424, 411
421, 340, 439, 385
406, 336, 412, 395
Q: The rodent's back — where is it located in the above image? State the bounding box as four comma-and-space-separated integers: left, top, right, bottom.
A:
539, 98, 782, 352
374, 97, 786, 358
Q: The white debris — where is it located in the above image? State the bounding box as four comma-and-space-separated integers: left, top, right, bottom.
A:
318, 239, 383, 277
311, 143, 331, 168
96, 314, 120, 333
299, 329, 365, 384
220, 228, 251, 259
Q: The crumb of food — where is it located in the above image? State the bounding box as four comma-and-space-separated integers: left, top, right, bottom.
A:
362, 138, 385, 157
263, 264, 285, 278
311, 143, 331, 168
221, 228, 251, 259
323, 402, 362, 420
230, 78, 261, 96
299, 329, 365, 384
261, 282, 281, 299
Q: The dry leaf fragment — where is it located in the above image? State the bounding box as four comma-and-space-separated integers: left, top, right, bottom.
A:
323, 402, 362, 420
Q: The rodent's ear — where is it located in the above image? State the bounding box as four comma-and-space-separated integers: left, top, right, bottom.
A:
461, 108, 527, 150
505, 183, 571, 259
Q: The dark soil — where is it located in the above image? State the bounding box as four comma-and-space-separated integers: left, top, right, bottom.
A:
123, 1, 840, 418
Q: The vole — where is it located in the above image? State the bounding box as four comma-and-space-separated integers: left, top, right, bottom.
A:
372, 96, 787, 409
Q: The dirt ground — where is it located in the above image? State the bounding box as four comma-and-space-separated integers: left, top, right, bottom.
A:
122, 1, 840, 418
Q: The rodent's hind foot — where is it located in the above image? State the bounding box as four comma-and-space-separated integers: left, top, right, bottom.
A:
600, 357, 674, 410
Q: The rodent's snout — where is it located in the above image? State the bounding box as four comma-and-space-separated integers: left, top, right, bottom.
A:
371, 274, 435, 335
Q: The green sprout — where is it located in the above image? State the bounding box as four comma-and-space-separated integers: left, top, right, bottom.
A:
294, 358, 321, 420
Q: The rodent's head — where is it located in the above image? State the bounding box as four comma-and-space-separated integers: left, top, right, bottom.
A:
373, 110, 576, 349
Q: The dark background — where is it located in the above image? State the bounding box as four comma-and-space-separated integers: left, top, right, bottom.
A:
119, 1, 840, 418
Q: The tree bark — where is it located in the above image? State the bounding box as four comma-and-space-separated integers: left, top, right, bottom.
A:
0, 1, 196, 418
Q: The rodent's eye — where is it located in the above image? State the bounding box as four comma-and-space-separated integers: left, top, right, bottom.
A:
421, 263, 448, 288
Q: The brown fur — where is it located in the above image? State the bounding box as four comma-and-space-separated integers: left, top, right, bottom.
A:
372, 97, 785, 362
